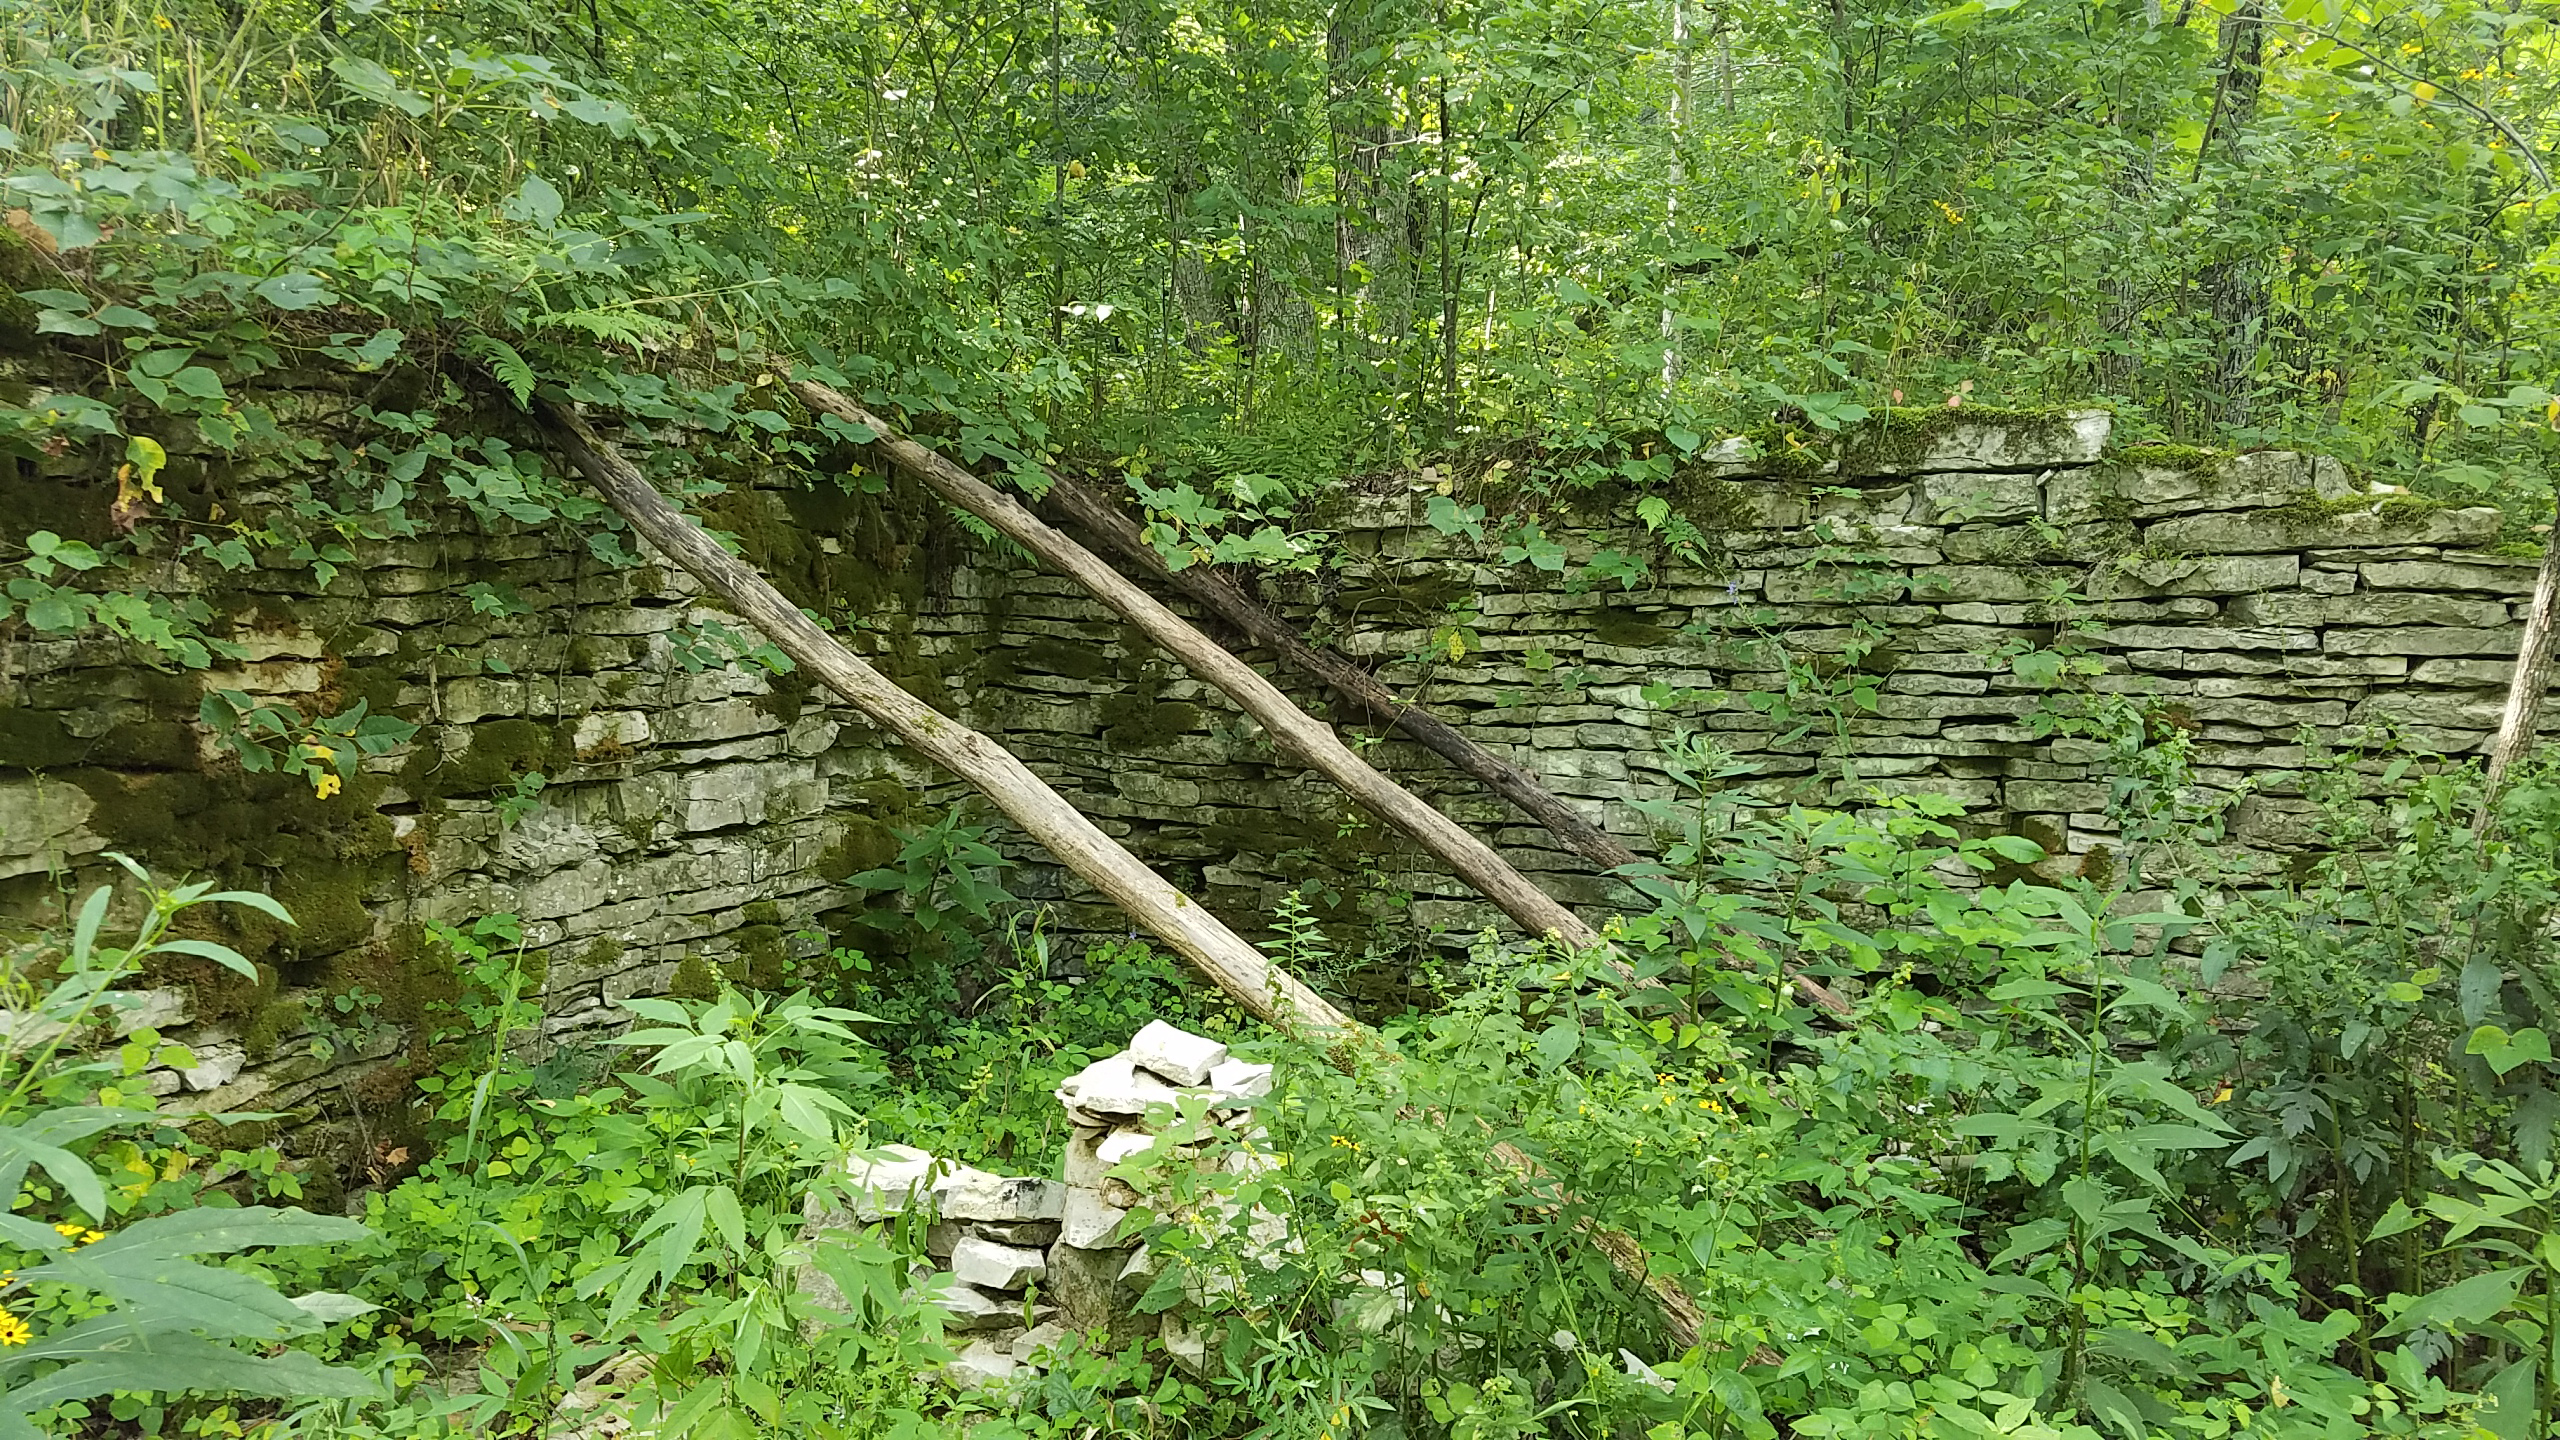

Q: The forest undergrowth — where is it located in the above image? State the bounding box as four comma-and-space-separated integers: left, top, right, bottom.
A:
9, 0, 2560, 1434
5, 715, 2560, 1440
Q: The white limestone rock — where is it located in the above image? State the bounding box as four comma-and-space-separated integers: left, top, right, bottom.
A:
827, 1143, 937, 1222
1206, 1059, 1272, 1104
1161, 1312, 1210, 1373
1062, 1126, 1113, 1190
1056, 1054, 1184, 1119
1126, 1020, 1228, 1086
971, 1218, 1062, 1247
1060, 1187, 1133, 1249
921, 1278, 1019, 1332
1118, 1245, 1163, 1284
1011, 1320, 1071, 1363
950, 1236, 1048, 1292
939, 1339, 1022, 1390
933, 1167, 1065, 1223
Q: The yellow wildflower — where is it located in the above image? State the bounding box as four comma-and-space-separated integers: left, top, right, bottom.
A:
0, 1312, 26, 1346
49, 1223, 103, 1246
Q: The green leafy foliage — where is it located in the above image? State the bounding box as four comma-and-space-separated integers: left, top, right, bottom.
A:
0, 863, 379, 1435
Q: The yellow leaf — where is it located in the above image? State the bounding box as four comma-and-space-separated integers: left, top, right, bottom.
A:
124, 435, 166, 499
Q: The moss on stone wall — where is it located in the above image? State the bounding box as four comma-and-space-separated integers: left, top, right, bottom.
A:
668, 952, 721, 1001
401, 717, 572, 799
0, 709, 90, 769
1840, 405, 2086, 473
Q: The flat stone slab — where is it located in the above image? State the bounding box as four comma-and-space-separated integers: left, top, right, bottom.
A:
934, 1167, 1065, 1223
1056, 1054, 1185, 1119
921, 1278, 1019, 1332
951, 1235, 1048, 1292
836, 1144, 936, 1221
939, 1338, 1022, 1389
1011, 1320, 1070, 1362
1127, 1020, 1227, 1086
1061, 1187, 1133, 1249
1207, 1059, 1272, 1103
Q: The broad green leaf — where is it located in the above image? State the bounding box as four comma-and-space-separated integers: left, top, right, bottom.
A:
149, 937, 257, 978
0, 1328, 379, 1414
86, 1205, 369, 1261
328, 56, 432, 116
252, 272, 335, 311
504, 174, 565, 228
2385, 1267, 2528, 1333
0, 1107, 129, 1221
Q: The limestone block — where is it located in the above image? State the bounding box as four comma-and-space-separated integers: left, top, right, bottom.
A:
2325, 627, 2522, 657
1061, 1188, 1133, 1249
1127, 1021, 1229, 1086
176, 1042, 248, 1093
827, 1144, 937, 1221
2061, 451, 2350, 524
2351, 692, 2505, 729
1876, 409, 2109, 472
1012, 1321, 1071, 1362
2090, 625, 2317, 654
924, 1280, 1020, 1332
1097, 1129, 1160, 1170
2088, 554, 2300, 599
1207, 1059, 1274, 1102
1160, 1312, 1211, 1373
2410, 658, 2514, 686
1919, 471, 2044, 522
1714, 481, 1813, 527
935, 1169, 1066, 1224
974, 1219, 1064, 1247
938, 1339, 1022, 1390
2364, 558, 2538, 593
104, 988, 193, 1035
1942, 521, 2134, 564
1045, 1242, 1144, 1334
0, 778, 104, 881
951, 1236, 1049, 1292
2225, 592, 2510, 629
2146, 505, 2501, 555
1113, 772, 1204, 808
1063, 1126, 1114, 1191
2191, 697, 2350, 729
1908, 566, 2068, 603
1056, 1054, 1185, 1119
2005, 781, 2110, 813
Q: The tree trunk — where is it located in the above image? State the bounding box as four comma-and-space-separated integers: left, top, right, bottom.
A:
534, 400, 1353, 1042
2475, 489, 2560, 832
786, 377, 1603, 951
2195, 0, 2267, 430
1037, 468, 1640, 874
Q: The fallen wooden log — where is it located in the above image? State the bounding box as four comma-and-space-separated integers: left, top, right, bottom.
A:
1035, 470, 1641, 874
535, 398, 1352, 1042
534, 398, 1707, 1351
785, 375, 1607, 953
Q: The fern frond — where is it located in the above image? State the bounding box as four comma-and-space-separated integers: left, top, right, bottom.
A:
531, 307, 682, 348
462, 334, 538, 409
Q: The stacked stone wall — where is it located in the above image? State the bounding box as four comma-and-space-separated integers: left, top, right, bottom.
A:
2, 399, 2548, 1175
